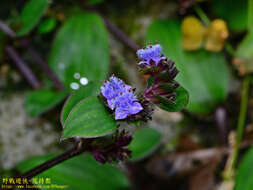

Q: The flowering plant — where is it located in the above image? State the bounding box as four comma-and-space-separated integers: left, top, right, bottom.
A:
3, 0, 251, 189
59, 44, 188, 164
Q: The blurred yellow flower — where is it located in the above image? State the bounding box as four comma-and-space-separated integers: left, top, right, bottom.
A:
181, 16, 229, 52
205, 19, 229, 52
181, 16, 206, 50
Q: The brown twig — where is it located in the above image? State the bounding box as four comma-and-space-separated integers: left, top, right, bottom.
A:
5, 46, 41, 89
0, 21, 16, 38
19, 39, 65, 90
0, 20, 64, 90
146, 138, 253, 180
96, 12, 140, 52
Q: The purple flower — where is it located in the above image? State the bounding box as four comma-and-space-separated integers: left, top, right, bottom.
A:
137, 44, 166, 66
114, 92, 143, 120
101, 76, 143, 120
101, 76, 131, 109
136, 45, 180, 106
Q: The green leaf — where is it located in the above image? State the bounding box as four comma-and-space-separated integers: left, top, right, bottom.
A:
211, 0, 247, 31
62, 96, 116, 140
128, 128, 162, 161
17, 0, 49, 36
234, 32, 253, 74
48, 12, 109, 91
156, 86, 189, 112
236, 33, 253, 59
25, 89, 67, 117
37, 17, 57, 34
61, 81, 101, 126
249, 0, 253, 31
17, 154, 129, 190
146, 19, 229, 114
235, 147, 253, 190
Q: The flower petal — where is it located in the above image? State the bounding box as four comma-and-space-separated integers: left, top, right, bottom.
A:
129, 102, 143, 115
115, 107, 128, 120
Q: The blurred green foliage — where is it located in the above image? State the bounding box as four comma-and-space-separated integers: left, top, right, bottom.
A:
37, 18, 57, 34
211, 0, 247, 31
128, 127, 162, 161
235, 32, 253, 74
235, 148, 253, 190
25, 88, 67, 117
88, 0, 104, 5
17, 0, 49, 36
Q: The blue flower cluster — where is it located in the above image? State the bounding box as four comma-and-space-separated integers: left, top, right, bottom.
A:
101, 76, 143, 120
136, 44, 180, 106
137, 44, 166, 66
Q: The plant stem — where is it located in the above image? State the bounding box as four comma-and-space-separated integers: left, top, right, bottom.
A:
5, 46, 41, 89
96, 11, 140, 52
233, 75, 250, 168
0, 21, 16, 38
225, 43, 236, 56
19, 39, 65, 90
21, 147, 83, 179
0, 20, 64, 90
194, 5, 210, 25
224, 75, 250, 179
1, 142, 87, 190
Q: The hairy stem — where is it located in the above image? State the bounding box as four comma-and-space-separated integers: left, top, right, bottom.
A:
20, 146, 83, 179
1, 142, 88, 190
